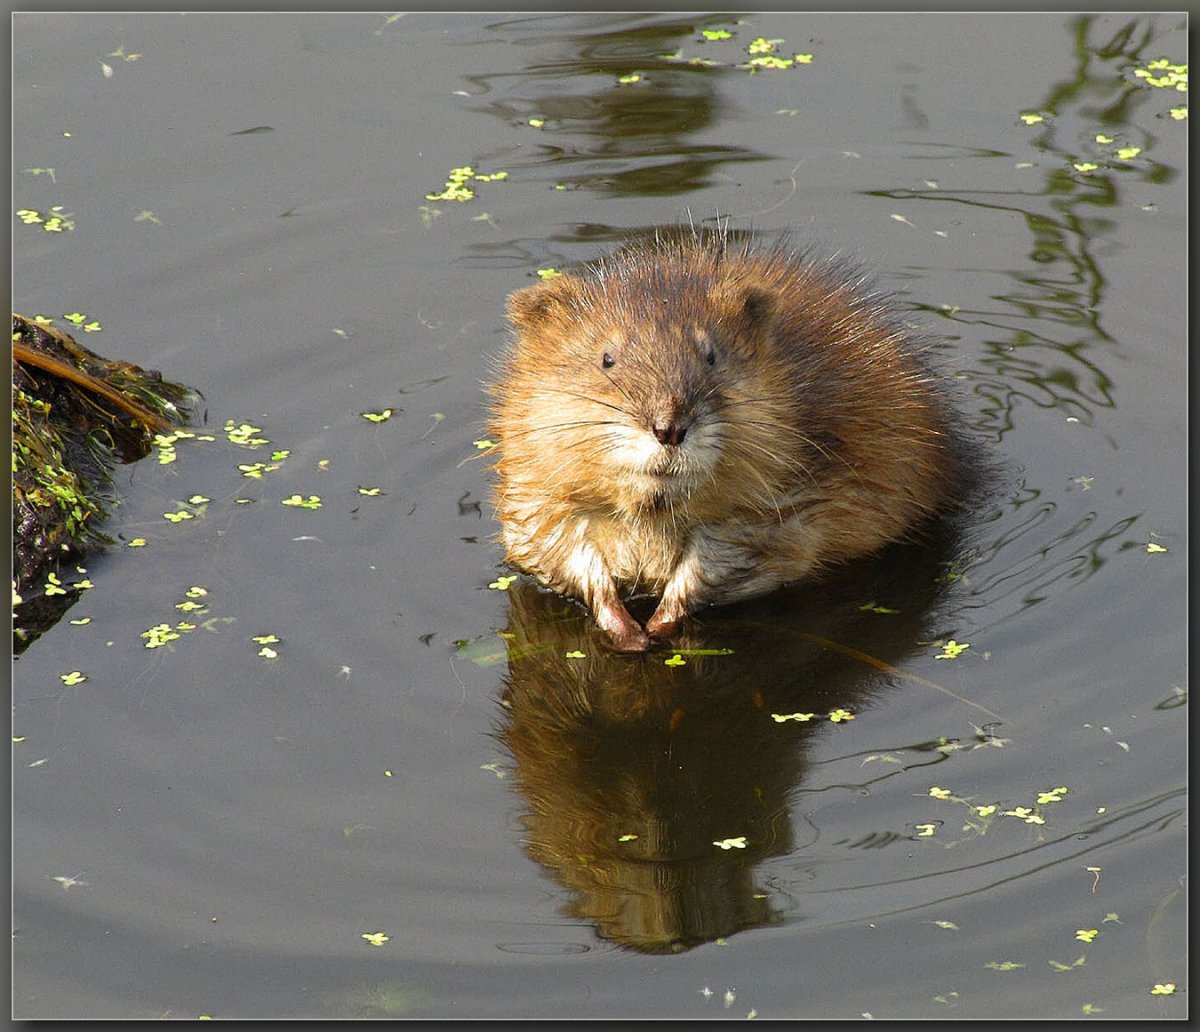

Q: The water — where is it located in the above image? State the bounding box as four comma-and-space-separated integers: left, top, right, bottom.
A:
12, 11, 1186, 1019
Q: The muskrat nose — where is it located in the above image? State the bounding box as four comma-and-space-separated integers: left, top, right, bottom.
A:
652, 421, 688, 447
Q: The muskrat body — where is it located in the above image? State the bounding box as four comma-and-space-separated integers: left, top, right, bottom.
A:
488, 232, 970, 652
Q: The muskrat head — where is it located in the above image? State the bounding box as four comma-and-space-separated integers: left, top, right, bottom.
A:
501, 271, 773, 506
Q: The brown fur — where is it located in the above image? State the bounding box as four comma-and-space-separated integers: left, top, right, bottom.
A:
488, 232, 967, 651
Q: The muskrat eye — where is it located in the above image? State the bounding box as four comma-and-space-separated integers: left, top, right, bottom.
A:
705, 348, 716, 366
601, 352, 616, 369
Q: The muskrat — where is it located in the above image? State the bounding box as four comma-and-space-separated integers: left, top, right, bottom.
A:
487, 231, 972, 652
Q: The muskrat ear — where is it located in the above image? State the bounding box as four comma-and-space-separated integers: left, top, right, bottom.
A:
712, 282, 777, 340
507, 276, 584, 331
738, 286, 776, 326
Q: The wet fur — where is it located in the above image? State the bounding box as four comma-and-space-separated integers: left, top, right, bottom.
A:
488, 231, 969, 651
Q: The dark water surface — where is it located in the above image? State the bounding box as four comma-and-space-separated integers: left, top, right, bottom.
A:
12, 11, 1186, 1020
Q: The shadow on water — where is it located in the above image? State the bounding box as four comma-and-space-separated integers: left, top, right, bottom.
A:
490, 514, 991, 954
873, 13, 1178, 439
858, 13, 1179, 628
459, 13, 770, 198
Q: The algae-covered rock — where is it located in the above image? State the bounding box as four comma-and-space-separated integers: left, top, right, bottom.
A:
12, 313, 198, 651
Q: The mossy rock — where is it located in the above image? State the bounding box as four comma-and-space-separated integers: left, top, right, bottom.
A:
12, 313, 198, 651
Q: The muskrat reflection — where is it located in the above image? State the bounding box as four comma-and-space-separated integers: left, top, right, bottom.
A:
494, 532, 964, 954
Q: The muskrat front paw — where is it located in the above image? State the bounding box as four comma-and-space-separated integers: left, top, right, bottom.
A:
597, 602, 651, 653
645, 604, 685, 640
606, 625, 651, 653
